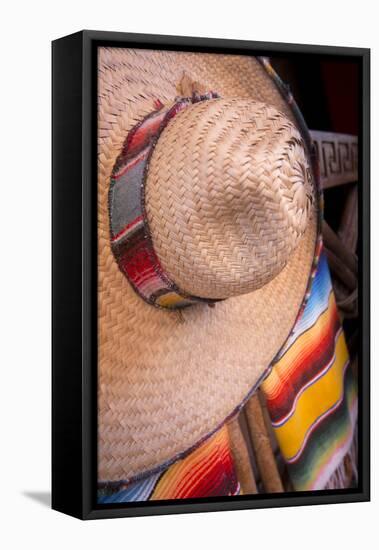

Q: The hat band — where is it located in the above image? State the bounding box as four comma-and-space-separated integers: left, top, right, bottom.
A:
109, 91, 221, 309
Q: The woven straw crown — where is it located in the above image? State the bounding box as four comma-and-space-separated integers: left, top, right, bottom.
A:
146, 97, 313, 299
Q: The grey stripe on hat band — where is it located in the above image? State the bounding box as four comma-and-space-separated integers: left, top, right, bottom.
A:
110, 160, 146, 237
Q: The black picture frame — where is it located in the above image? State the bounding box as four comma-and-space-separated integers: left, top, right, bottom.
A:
52, 30, 370, 520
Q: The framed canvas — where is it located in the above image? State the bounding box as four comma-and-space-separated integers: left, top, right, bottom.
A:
52, 30, 370, 520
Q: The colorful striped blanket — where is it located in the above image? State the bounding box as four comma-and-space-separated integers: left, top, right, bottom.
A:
98, 248, 357, 502
98, 425, 239, 503
261, 249, 357, 491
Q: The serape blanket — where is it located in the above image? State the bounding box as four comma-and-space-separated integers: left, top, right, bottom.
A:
98, 246, 357, 502
98, 425, 240, 503
261, 247, 357, 491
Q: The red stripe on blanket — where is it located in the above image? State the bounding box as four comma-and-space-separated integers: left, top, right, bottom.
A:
265, 302, 340, 422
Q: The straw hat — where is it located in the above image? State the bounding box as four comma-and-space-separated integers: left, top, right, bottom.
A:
98, 47, 319, 483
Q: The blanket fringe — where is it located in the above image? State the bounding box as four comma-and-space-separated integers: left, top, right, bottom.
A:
324, 428, 358, 489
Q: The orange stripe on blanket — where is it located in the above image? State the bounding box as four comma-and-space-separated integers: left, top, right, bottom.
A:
262, 293, 339, 402
151, 427, 235, 500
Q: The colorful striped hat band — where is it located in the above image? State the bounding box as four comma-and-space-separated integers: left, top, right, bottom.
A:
109, 92, 221, 309
109, 91, 313, 310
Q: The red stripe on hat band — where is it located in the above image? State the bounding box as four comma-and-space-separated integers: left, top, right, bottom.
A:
111, 216, 144, 242
109, 93, 221, 309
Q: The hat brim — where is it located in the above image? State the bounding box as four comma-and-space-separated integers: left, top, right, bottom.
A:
98, 47, 319, 483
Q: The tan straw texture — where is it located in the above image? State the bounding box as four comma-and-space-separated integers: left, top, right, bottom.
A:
146, 98, 313, 299
98, 47, 317, 482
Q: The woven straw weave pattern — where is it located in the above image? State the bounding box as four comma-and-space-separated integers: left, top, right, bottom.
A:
97, 48, 317, 482
146, 98, 313, 299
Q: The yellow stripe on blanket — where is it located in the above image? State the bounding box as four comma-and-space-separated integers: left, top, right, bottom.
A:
273, 331, 349, 461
